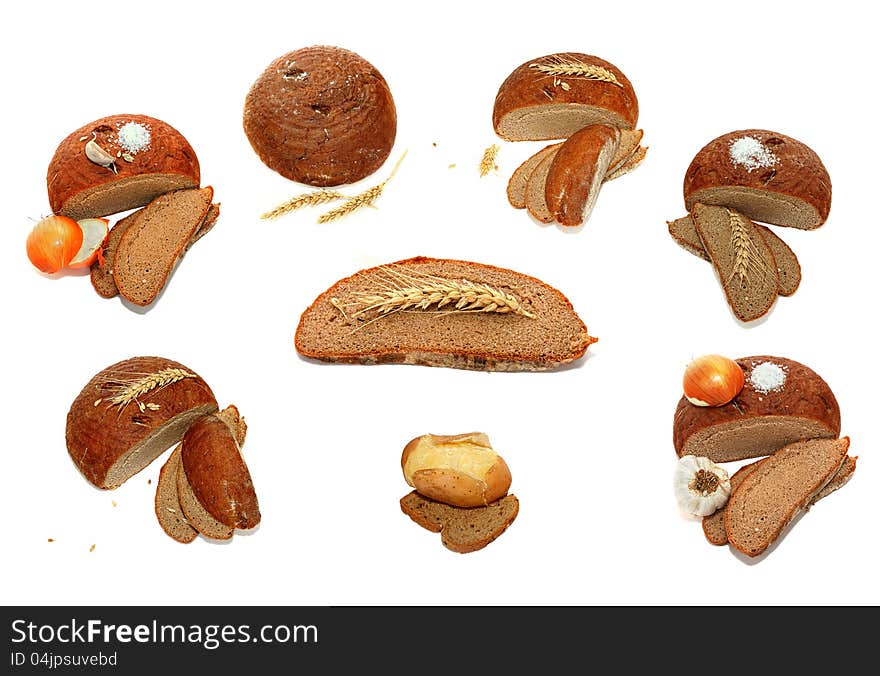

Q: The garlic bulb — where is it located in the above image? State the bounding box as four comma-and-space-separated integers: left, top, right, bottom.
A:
674, 455, 731, 516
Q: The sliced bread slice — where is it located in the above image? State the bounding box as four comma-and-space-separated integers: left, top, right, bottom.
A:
605, 145, 647, 182
724, 437, 850, 557
507, 143, 562, 209
295, 257, 597, 372
155, 445, 198, 543
113, 186, 213, 306
669, 213, 800, 296
524, 151, 558, 223
545, 124, 620, 226
607, 129, 643, 175
692, 203, 779, 322
400, 491, 519, 553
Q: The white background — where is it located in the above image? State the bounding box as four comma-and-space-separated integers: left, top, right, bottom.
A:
1, 0, 876, 606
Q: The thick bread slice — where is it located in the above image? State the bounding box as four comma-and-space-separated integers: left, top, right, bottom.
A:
525, 152, 558, 222
113, 186, 213, 306
177, 456, 233, 540
295, 257, 597, 372
605, 145, 647, 181
724, 437, 850, 557
692, 203, 779, 322
607, 130, 643, 174
400, 491, 519, 553
669, 214, 801, 296
155, 445, 198, 543
545, 124, 620, 226
186, 203, 220, 249
507, 143, 562, 209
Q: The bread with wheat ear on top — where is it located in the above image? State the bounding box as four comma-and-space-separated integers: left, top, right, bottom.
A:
66, 356, 217, 489
294, 257, 596, 372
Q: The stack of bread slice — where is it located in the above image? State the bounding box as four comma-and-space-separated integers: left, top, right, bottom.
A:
668, 129, 831, 322
494, 52, 646, 228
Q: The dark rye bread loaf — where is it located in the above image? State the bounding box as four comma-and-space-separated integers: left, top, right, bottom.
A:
91, 202, 219, 299
507, 143, 562, 209
295, 257, 597, 372
702, 455, 856, 545
692, 203, 779, 322
66, 356, 217, 489
243, 46, 396, 186
684, 129, 831, 229
113, 187, 213, 306
673, 356, 840, 463
493, 53, 638, 140
400, 491, 519, 553
668, 213, 801, 296
724, 437, 850, 557
47, 114, 200, 220
525, 151, 558, 223
545, 124, 620, 226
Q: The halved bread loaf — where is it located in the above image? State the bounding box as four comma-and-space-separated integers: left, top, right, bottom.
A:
507, 143, 562, 209
684, 129, 831, 229
545, 124, 620, 226
400, 491, 519, 553
692, 203, 779, 322
668, 213, 801, 296
155, 446, 198, 543
113, 187, 213, 306
493, 53, 638, 140
295, 257, 597, 372
725, 437, 850, 557
47, 114, 200, 220
524, 151, 558, 223
66, 356, 217, 489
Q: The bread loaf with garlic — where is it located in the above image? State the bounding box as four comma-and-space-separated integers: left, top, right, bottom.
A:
673, 356, 840, 463
683, 129, 831, 229
66, 356, 217, 489
295, 257, 596, 372
47, 114, 200, 220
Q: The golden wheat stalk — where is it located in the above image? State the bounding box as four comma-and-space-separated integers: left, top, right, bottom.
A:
529, 56, 622, 87
333, 266, 536, 322
479, 144, 500, 176
95, 369, 198, 408
318, 150, 408, 224
727, 209, 768, 287
261, 189, 346, 219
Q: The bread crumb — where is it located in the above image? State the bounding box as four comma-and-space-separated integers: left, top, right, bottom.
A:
148, 479, 152, 485
47, 538, 54, 543
432, 142, 437, 147
89, 544, 96, 553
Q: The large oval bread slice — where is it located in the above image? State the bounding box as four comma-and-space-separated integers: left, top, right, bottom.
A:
507, 143, 562, 209
673, 356, 840, 463
724, 437, 850, 557
295, 257, 596, 372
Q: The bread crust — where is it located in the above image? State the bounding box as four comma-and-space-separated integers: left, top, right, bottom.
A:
243, 46, 396, 186
683, 129, 831, 229
66, 356, 217, 489
47, 114, 200, 219
673, 356, 840, 462
493, 53, 638, 139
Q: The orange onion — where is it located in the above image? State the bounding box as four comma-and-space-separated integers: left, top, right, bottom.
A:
26, 215, 83, 274
68, 218, 109, 269
683, 354, 745, 407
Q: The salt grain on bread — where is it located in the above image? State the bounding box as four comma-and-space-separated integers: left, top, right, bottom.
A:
673, 356, 840, 463
66, 356, 217, 489
684, 129, 831, 229
47, 114, 200, 220
295, 257, 597, 372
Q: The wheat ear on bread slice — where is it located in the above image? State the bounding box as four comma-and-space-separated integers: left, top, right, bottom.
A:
668, 213, 800, 296
294, 257, 597, 372
400, 491, 519, 553
691, 203, 779, 322
702, 454, 856, 545
545, 124, 620, 226
724, 437, 850, 557
112, 186, 214, 306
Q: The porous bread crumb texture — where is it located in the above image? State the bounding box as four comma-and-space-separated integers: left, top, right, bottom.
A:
525, 152, 558, 223
155, 446, 198, 544
295, 257, 595, 372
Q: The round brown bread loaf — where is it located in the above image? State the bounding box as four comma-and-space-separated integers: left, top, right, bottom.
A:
683, 130, 831, 229
66, 357, 217, 489
493, 53, 638, 141
47, 114, 200, 220
673, 356, 840, 463
243, 46, 397, 186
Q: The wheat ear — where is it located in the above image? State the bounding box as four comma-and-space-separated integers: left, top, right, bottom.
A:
479, 144, 500, 176
727, 209, 767, 288
317, 150, 408, 224
529, 56, 622, 87
333, 265, 536, 323
95, 369, 198, 408
261, 189, 346, 219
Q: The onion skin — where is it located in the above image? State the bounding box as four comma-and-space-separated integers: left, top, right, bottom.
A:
26, 215, 83, 274
683, 354, 745, 407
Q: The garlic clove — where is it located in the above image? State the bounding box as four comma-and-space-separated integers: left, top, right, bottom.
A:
84, 133, 117, 173
674, 455, 731, 516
